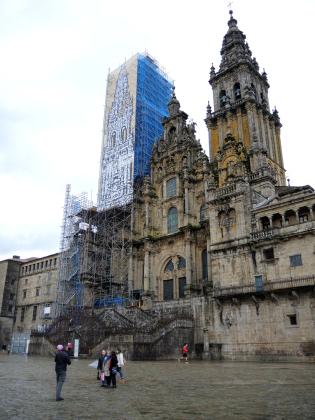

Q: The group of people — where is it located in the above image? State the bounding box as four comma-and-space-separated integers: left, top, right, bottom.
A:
54, 342, 188, 402
96, 349, 125, 388
54, 344, 126, 401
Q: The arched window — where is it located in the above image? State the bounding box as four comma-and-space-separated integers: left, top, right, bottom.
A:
167, 207, 178, 233
284, 210, 296, 226
272, 213, 283, 228
260, 216, 270, 231
177, 256, 186, 269
200, 205, 207, 222
121, 126, 127, 142
298, 207, 310, 223
166, 177, 176, 198
111, 131, 116, 147
233, 82, 241, 100
164, 260, 174, 272
219, 90, 227, 107
168, 126, 176, 142
202, 249, 208, 280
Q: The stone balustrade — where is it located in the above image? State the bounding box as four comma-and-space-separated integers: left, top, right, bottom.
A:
213, 274, 315, 297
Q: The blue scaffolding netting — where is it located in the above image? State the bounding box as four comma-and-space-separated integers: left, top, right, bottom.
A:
134, 54, 173, 178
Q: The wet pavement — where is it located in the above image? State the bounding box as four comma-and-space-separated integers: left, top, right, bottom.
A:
1, 354, 315, 419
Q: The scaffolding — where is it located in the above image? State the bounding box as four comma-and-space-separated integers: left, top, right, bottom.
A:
56, 185, 94, 317
134, 53, 173, 177
56, 182, 144, 321
55, 53, 172, 320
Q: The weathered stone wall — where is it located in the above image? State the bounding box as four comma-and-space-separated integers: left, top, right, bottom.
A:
207, 290, 315, 361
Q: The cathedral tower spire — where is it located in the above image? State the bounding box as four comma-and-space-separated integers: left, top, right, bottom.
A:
205, 10, 285, 187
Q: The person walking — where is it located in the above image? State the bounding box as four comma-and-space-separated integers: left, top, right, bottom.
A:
109, 351, 118, 388
55, 344, 71, 401
182, 343, 189, 363
116, 349, 125, 382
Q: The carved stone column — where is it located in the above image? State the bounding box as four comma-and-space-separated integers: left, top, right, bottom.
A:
143, 248, 150, 292
203, 328, 210, 359
185, 236, 192, 287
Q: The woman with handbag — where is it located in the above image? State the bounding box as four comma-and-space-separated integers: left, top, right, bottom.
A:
109, 351, 118, 388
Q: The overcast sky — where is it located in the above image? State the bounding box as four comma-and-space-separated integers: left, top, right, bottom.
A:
0, 0, 314, 260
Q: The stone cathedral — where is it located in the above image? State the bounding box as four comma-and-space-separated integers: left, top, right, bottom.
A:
129, 11, 315, 360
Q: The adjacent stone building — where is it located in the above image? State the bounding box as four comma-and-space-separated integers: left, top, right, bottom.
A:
0, 256, 21, 350
8, 253, 58, 353
129, 11, 315, 360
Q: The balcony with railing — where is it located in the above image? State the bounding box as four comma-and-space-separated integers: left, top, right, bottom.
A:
214, 184, 237, 199
213, 275, 315, 298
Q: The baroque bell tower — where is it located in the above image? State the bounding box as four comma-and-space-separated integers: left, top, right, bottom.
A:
205, 10, 286, 189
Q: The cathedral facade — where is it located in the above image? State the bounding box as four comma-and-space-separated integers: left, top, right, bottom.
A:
129, 11, 315, 360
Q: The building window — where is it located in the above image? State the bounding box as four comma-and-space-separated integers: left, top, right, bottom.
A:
46, 285, 51, 295
233, 82, 241, 100
260, 216, 270, 230
288, 314, 297, 326
202, 249, 208, 280
36, 263, 39, 270
179, 277, 186, 298
219, 89, 228, 107
9, 293, 14, 301
290, 254, 302, 267
263, 248, 275, 260
200, 205, 207, 222
54, 258, 57, 266
44, 304, 51, 318
298, 207, 310, 223
167, 207, 178, 233
23, 290, 27, 299
166, 177, 177, 198
36, 287, 40, 297
32, 306, 37, 321
177, 257, 186, 270
45, 261, 48, 268
8, 305, 13, 313
41, 262, 44, 269
255, 275, 264, 292
25, 278, 28, 285
20, 307, 25, 322
163, 279, 174, 300
121, 126, 127, 142
164, 260, 174, 272
284, 210, 296, 225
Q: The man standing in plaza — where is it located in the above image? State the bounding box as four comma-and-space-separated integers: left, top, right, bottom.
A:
55, 344, 71, 401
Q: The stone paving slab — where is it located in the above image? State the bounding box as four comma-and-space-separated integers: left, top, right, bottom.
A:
1, 354, 315, 419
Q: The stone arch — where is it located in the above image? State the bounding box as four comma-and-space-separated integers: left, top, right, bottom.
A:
233, 82, 241, 100
272, 213, 283, 228
260, 216, 271, 230
168, 126, 176, 142
298, 206, 310, 222
284, 209, 296, 225
160, 255, 187, 301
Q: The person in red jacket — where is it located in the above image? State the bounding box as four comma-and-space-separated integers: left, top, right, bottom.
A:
182, 343, 189, 363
